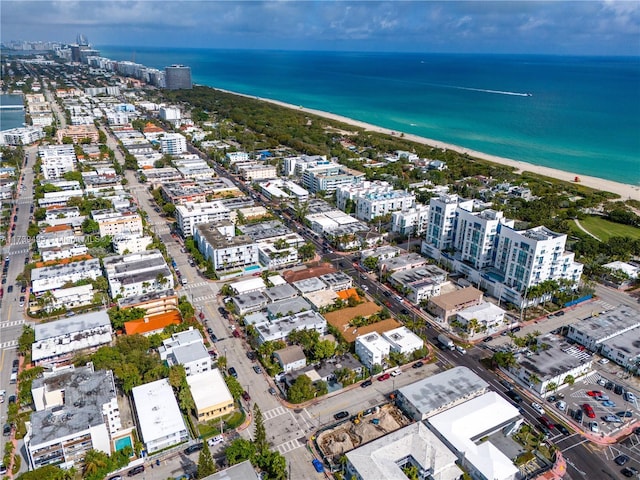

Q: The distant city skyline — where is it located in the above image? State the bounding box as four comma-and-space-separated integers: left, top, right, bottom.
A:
2, 1, 639, 56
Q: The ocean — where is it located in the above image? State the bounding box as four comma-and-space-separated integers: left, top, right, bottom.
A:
99, 47, 640, 185
0, 94, 26, 131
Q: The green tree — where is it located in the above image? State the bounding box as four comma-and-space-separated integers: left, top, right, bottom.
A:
18, 325, 35, 355
255, 449, 287, 480
197, 443, 216, 478
178, 296, 195, 320
312, 339, 336, 361
362, 256, 379, 271
82, 449, 108, 479
297, 242, 316, 261
287, 374, 316, 403
253, 404, 267, 453
224, 375, 244, 400
82, 218, 100, 234
17, 465, 75, 480
225, 438, 256, 465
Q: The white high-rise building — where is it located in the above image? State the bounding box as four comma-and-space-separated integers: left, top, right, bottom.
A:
38, 144, 77, 180
391, 204, 431, 236
336, 181, 416, 222
425, 194, 474, 251
454, 209, 515, 270
159, 133, 187, 155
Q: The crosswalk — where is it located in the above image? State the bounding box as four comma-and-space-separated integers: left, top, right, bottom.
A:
276, 438, 305, 454
263, 406, 287, 421
0, 340, 18, 349
185, 282, 210, 289
193, 294, 217, 303
0, 320, 25, 329
594, 299, 616, 311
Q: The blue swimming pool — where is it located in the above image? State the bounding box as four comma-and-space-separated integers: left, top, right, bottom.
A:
244, 265, 261, 272
115, 436, 132, 452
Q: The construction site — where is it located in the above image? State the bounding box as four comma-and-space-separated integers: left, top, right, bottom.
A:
316, 403, 412, 461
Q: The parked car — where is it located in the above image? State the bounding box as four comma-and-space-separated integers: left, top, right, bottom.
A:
390, 370, 402, 377
506, 390, 523, 403
228, 367, 238, 378
208, 435, 224, 447
605, 381, 615, 390
455, 345, 467, 354
312, 459, 325, 473
582, 403, 596, 418
530, 402, 544, 415
602, 415, 622, 423
617, 411, 633, 418
232, 329, 241, 338
378, 373, 390, 381
597, 377, 607, 386
482, 336, 494, 343
268, 387, 277, 396
602, 400, 616, 408
242, 391, 250, 401
622, 467, 639, 478
586, 390, 602, 397
588, 421, 599, 433
574, 409, 584, 423
3, 424, 11, 436
252, 365, 262, 374
624, 392, 636, 402
556, 424, 570, 435
595, 394, 610, 401
615, 455, 630, 466
599, 358, 610, 365
333, 411, 349, 420
127, 465, 145, 476
511, 326, 521, 333
412, 361, 424, 369
361, 379, 372, 388
6, 285, 13, 293
184, 443, 204, 454
614, 384, 624, 395
556, 401, 567, 411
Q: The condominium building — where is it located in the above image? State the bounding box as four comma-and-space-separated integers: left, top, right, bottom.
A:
301, 162, 364, 194
355, 332, 391, 370
282, 154, 329, 176
425, 194, 474, 251
187, 369, 234, 422
259, 179, 310, 202
422, 194, 583, 306
389, 265, 447, 304
112, 233, 154, 254
0, 126, 45, 145
337, 181, 416, 222
132, 379, 189, 453
176, 201, 232, 237
47, 284, 95, 313
159, 328, 211, 376
38, 144, 77, 180
92, 210, 143, 237
164, 64, 192, 90
194, 222, 259, 271
159, 132, 187, 155
31, 259, 102, 294
391, 204, 431, 236
255, 310, 326, 344
103, 249, 174, 299
238, 163, 278, 181
56, 124, 99, 144
26, 364, 121, 470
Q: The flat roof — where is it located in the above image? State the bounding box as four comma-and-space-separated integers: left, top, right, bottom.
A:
293, 276, 327, 294
517, 334, 593, 380
428, 392, 520, 480
397, 366, 488, 418
230, 277, 266, 295
34, 310, 111, 341
233, 291, 268, 308
263, 283, 298, 302
266, 297, 312, 317
201, 460, 259, 480
457, 302, 506, 322
379, 253, 427, 272
430, 287, 483, 310
570, 306, 640, 341
132, 379, 187, 444
173, 342, 210, 365
186, 369, 233, 410
29, 366, 117, 446
345, 422, 461, 480
304, 289, 339, 309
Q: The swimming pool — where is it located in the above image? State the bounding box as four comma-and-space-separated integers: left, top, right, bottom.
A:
114, 435, 133, 452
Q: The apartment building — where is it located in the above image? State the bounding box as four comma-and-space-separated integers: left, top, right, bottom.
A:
92, 210, 143, 237
112, 233, 153, 254
301, 162, 364, 194
56, 124, 99, 144
26, 365, 121, 470
159, 328, 211, 376
31, 259, 102, 294
337, 181, 416, 222
38, 144, 77, 180
194, 222, 259, 271
103, 250, 174, 299
0, 126, 45, 145
424, 193, 474, 251
159, 132, 187, 155
391, 204, 431, 236
238, 163, 278, 181
355, 332, 391, 370
176, 201, 232, 237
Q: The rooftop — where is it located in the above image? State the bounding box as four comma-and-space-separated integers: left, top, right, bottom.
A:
273, 345, 306, 365
186, 369, 233, 410
239, 220, 292, 241
34, 310, 111, 341
124, 311, 181, 335
345, 422, 461, 480
263, 283, 298, 303
132, 379, 187, 443
397, 366, 489, 418
233, 291, 268, 309
194, 224, 256, 250
30, 365, 117, 446
266, 297, 312, 318
292, 276, 327, 294
379, 253, 428, 272
569, 306, 640, 341
201, 460, 259, 480
517, 334, 593, 380
429, 287, 484, 311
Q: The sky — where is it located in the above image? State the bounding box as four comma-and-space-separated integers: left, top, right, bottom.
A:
2, 1, 639, 55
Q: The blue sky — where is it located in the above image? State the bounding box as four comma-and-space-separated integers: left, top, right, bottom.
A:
2, 1, 639, 55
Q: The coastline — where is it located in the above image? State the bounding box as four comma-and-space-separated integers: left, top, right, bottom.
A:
212, 87, 639, 200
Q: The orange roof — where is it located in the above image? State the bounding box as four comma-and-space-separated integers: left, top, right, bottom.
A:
34, 254, 93, 268
143, 122, 164, 133
44, 224, 73, 233
336, 288, 360, 301
124, 311, 181, 335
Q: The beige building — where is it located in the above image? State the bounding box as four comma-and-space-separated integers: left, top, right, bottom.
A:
428, 287, 483, 323
93, 211, 143, 237
57, 124, 100, 144
187, 369, 235, 422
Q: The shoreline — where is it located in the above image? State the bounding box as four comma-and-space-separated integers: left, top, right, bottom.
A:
212, 87, 639, 200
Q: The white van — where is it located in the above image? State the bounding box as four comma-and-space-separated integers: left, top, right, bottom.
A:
10, 373, 17, 384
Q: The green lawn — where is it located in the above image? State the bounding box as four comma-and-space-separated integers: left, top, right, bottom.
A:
576, 216, 640, 241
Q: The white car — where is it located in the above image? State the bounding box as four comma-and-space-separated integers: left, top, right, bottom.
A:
390, 370, 402, 377
556, 401, 567, 411
588, 421, 599, 433
598, 358, 610, 365
207, 435, 224, 447
455, 345, 467, 354
531, 402, 545, 415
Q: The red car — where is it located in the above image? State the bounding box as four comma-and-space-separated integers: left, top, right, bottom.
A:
586, 391, 602, 397
232, 329, 241, 338
539, 416, 555, 429
582, 403, 596, 418
242, 391, 251, 401
378, 373, 391, 382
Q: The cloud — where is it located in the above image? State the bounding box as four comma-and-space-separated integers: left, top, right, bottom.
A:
1, 0, 639, 55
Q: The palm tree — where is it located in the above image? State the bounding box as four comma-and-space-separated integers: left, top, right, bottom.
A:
467, 317, 480, 336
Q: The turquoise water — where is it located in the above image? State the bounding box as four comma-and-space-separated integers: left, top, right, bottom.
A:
115, 435, 133, 452
244, 265, 261, 272
0, 94, 25, 130
99, 47, 640, 185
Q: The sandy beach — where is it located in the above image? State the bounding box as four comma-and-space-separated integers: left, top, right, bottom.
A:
215, 87, 639, 201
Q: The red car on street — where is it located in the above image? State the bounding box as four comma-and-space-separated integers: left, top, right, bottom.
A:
582, 403, 596, 418
378, 373, 391, 382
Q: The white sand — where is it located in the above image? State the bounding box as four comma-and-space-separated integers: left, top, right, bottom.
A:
215, 88, 640, 200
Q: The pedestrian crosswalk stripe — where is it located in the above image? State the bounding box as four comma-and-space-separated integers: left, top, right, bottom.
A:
263, 406, 286, 421
276, 438, 304, 454
0, 340, 18, 349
